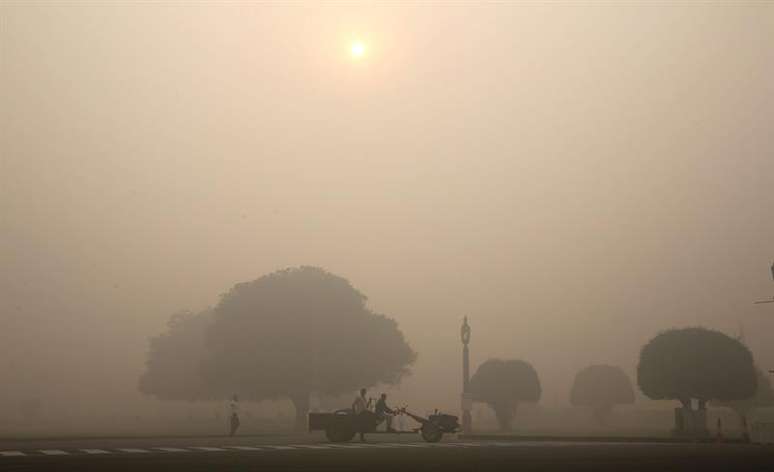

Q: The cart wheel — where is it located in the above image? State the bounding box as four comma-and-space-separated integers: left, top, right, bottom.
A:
420, 424, 443, 443
325, 425, 355, 443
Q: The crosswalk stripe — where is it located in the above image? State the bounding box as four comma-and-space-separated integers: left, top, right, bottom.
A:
40, 449, 69, 455
324, 444, 369, 448
0, 441, 499, 458
382, 443, 427, 448
450, 443, 480, 447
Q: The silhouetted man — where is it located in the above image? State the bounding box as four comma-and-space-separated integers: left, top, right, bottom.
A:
375, 393, 397, 433
352, 388, 368, 442
229, 394, 240, 436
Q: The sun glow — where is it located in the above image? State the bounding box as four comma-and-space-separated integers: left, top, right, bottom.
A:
350, 40, 366, 59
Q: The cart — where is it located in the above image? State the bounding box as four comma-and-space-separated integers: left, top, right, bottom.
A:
308, 407, 460, 443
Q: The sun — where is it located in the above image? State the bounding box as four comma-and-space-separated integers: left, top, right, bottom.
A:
350, 40, 366, 59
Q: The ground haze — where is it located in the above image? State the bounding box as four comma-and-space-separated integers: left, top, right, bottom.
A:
1, 1, 773, 447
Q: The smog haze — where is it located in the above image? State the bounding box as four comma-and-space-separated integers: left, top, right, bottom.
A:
1, 2, 773, 433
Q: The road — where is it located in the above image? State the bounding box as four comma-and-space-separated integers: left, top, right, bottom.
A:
1, 434, 772, 471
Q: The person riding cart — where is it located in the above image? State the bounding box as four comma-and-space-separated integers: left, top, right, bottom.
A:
310, 390, 460, 443
375, 393, 397, 433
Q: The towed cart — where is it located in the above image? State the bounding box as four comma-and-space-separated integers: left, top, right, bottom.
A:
308, 407, 460, 443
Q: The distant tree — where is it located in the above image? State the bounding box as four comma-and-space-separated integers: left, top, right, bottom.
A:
637, 327, 756, 434
468, 359, 541, 431
570, 365, 634, 425
202, 266, 416, 431
716, 368, 774, 426
139, 309, 217, 401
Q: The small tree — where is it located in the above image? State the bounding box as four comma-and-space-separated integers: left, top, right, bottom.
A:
570, 365, 634, 425
203, 266, 416, 431
468, 359, 541, 431
637, 327, 756, 435
139, 309, 217, 401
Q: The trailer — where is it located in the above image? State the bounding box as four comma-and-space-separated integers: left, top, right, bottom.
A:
308, 408, 460, 443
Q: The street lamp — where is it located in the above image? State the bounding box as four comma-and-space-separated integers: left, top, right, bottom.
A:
461, 317, 472, 435
753, 262, 774, 304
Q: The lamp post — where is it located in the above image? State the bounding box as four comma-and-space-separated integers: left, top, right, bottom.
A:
461, 316, 472, 435
753, 261, 774, 304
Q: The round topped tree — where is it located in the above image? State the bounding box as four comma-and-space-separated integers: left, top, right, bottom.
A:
570, 365, 635, 425
469, 359, 541, 431
637, 327, 756, 435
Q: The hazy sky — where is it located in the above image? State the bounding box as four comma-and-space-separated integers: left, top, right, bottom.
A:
1, 2, 773, 417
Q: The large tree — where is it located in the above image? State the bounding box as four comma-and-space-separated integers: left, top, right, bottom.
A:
139, 309, 218, 401
468, 359, 541, 431
202, 266, 416, 430
570, 365, 634, 425
637, 327, 756, 434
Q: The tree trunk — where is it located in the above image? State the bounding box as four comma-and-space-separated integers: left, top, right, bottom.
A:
695, 398, 708, 436
676, 398, 708, 438
491, 402, 516, 432
592, 404, 612, 426
679, 398, 692, 410
289, 392, 310, 432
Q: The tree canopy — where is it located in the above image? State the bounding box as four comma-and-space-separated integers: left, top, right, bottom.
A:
468, 358, 541, 431
717, 368, 774, 417
139, 309, 216, 401
202, 266, 416, 430
637, 327, 756, 410
570, 364, 634, 424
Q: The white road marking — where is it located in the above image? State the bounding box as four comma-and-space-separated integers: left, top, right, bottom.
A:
382, 443, 429, 448
40, 450, 69, 455
324, 444, 370, 448
0, 441, 506, 459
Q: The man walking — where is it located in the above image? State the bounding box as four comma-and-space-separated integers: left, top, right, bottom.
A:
229, 394, 240, 437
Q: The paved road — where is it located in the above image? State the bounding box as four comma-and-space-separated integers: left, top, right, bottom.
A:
1, 435, 772, 471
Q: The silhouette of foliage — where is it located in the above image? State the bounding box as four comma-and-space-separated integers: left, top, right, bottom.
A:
139, 309, 216, 401
570, 364, 634, 425
202, 266, 416, 430
637, 327, 756, 412
716, 368, 774, 419
468, 359, 541, 431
